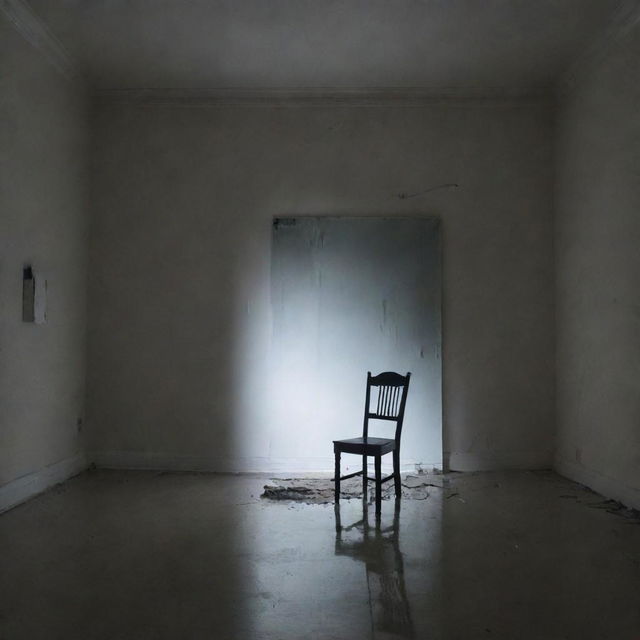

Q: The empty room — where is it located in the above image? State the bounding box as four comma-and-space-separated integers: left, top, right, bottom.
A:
1, 0, 639, 638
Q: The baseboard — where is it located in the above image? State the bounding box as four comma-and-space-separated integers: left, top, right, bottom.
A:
0, 453, 88, 514
555, 456, 640, 511
91, 451, 441, 475
446, 450, 552, 472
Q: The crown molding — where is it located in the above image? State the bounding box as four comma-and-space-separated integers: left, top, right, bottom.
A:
1, 0, 79, 80
93, 86, 553, 109
558, 0, 640, 97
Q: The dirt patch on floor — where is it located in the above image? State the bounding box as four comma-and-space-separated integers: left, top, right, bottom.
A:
261, 474, 444, 504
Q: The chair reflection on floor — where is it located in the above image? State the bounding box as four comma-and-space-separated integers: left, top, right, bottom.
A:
334, 499, 414, 639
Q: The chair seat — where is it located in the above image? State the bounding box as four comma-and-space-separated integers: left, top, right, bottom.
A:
333, 437, 396, 456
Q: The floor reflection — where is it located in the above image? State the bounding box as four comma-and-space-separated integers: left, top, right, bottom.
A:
334, 499, 414, 639
6, 471, 638, 639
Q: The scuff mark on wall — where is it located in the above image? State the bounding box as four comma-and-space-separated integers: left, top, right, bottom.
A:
397, 182, 459, 200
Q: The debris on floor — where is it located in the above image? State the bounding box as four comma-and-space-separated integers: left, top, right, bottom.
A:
555, 489, 640, 524
587, 499, 640, 523
402, 474, 443, 490
261, 474, 441, 504
261, 486, 315, 501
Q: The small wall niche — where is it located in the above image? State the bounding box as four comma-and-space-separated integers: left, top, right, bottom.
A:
22, 265, 47, 324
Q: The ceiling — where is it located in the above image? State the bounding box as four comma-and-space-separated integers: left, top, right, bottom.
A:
25, 0, 621, 90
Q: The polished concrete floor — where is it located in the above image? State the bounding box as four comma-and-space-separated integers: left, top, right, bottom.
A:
0, 469, 639, 639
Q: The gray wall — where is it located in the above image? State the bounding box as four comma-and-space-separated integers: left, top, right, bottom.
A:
0, 15, 88, 499
88, 101, 555, 472
555, 23, 640, 509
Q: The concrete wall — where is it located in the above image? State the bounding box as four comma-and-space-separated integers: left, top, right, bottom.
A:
88, 99, 555, 472
0, 15, 89, 510
555, 23, 640, 509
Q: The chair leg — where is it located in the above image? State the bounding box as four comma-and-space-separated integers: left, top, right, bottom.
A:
362, 454, 367, 497
393, 449, 401, 498
334, 450, 341, 503
375, 454, 382, 516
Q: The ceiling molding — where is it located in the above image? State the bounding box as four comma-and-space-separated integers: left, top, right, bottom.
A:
558, 0, 640, 97
93, 86, 553, 109
1, 0, 79, 80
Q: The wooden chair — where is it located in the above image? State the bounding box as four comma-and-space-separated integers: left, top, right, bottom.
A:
333, 371, 411, 514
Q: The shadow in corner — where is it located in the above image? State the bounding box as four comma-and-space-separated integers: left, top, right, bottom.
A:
334, 499, 415, 639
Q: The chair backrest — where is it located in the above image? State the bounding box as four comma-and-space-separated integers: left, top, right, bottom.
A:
363, 371, 411, 443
